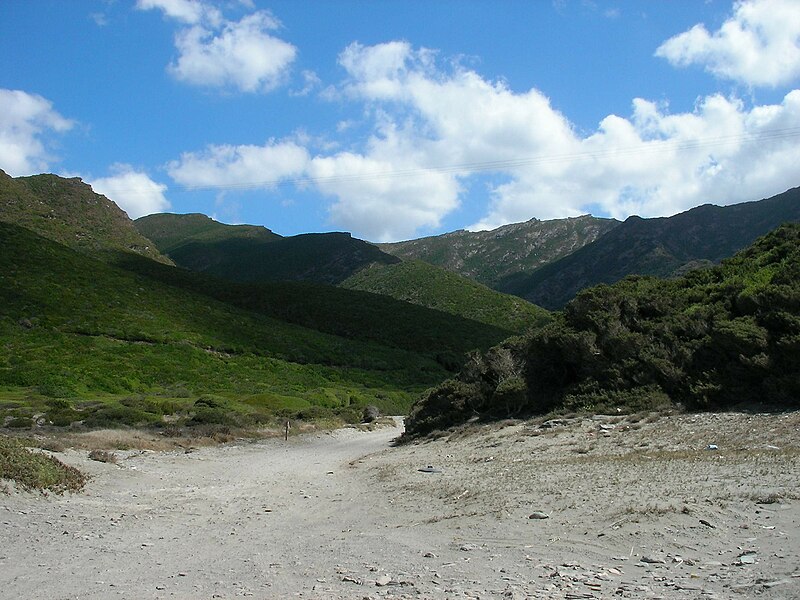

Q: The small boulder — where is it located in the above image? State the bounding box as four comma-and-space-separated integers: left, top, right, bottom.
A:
362, 405, 381, 423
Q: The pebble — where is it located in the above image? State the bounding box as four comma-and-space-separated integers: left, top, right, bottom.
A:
737, 551, 757, 565
528, 511, 550, 520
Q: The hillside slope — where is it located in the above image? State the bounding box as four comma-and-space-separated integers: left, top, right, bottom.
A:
135, 212, 281, 254
404, 223, 800, 437
340, 259, 550, 334
0, 169, 170, 264
136, 213, 400, 285
136, 213, 553, 334
0, 222, 469, 427
379, 215, 619, 288
509, 187, 800, 309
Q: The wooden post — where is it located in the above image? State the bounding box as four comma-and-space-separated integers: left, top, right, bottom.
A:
284, 420, 289, 441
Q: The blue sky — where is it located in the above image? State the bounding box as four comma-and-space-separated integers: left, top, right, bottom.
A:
2, 0, 799, 241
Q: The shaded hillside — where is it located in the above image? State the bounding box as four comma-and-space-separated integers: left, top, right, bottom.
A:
112, 251, 514, 367
379, 215, 619, 288
0, 222, 465, 428
508, 187, 800, 309
0, 169, 170, 264
404, 224, 800, 438
340, 259, 551, 334
136, 213, 400, 285
135, 212, 280, 254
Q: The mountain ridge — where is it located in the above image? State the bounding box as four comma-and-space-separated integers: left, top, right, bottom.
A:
511, 187, 800, 308
0, 169, 171, 265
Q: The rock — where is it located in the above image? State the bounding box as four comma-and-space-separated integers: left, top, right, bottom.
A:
460, 543, 478, 551
375, 575, 392, 586
699, 519, 715, 528
342, 575, 363, 585
528, 511, 550, 520
640, 556, 666, 564
423, 552, 437, 558
737, 551, 757, 565
762, 579, 791, 588
362, 405, 381, 423
418, 466, 441, 473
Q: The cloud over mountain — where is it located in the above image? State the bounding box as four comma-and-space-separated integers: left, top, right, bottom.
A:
0, 89, 73, 176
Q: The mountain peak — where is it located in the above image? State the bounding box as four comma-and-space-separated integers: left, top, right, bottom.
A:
0, 171, 171, 264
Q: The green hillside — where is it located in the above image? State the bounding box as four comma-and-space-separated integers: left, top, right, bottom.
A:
379, 215, 619, 288
0, 170, 170, 265
404, 223, 800, 437
135, 212, 281, 254
507, 187, 800, 309
0, 222, 467, 429
136, 214, 399, 285
112, 251, 513, 365
341, 259, 550, 334
136, 213, 552, 333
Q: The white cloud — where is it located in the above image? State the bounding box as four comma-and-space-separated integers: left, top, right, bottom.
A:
656, 0, 800, 87
135, 0, 217, 26
169, 12, 296, 92
0, 89, 74, 176
309, 150, 461, 242
138, 1, 296, 93
161, 36, 800, 242
167, 139, 310, 189
325, 41, 800, 237
90, 165, 171, 219
473, 91, 800, 230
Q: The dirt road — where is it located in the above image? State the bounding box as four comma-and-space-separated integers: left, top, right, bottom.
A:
2, 412, 799, 599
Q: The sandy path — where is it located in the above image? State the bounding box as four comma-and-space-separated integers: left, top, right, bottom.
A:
2, 412, 799, 599
1, 423, 409, 599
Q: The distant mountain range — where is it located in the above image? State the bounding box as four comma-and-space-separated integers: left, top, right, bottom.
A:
507, 188, 800, 308
136, 213, 396, 285
134, 213, 548, 333
379, 214, 619, 288
381, 188, 800, 309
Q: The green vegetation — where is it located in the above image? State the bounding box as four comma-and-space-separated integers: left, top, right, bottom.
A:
0, 220, 518, 431
341, 259, 551, 334
112, 251, 512, 361
135, 213, 399, 285
404, 224, 800, 438
0, 170, 170, 264
0, 435, 87, 493
379, 215, 619, 288
135, 212, 280, 254
507, 187, 800, 309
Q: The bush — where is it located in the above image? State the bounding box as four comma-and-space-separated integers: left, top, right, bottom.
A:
0, 436, 86, 493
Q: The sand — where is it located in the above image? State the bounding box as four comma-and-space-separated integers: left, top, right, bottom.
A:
1, 411, 799, 599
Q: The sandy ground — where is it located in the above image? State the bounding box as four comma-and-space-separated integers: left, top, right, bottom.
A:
1, 411, 799, 599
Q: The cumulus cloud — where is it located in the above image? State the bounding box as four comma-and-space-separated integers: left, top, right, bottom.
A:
161, 31, 800, 241
474, 92, 800, 230
0, 89, 73, 176
323, 40, 800, 237
656, 0, 800, 87
138, 1, 296, 93
90, 165, 170, 219
167, 139, 310, 189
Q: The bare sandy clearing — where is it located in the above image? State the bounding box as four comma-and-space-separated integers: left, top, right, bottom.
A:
1, 412, 799, 599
